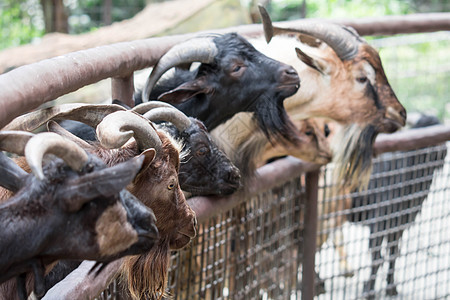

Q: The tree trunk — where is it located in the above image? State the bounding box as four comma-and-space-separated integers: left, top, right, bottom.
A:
40, 0, 68, 33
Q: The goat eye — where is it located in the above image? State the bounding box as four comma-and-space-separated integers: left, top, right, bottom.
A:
356, 76, 368, 83
196, 147, 209, 156
305, 130, 313, 136
168, 183, 175, 190
85, 163, 94, 173
324, 124, 330, 137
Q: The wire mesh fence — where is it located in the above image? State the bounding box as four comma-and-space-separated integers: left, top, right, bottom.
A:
316, 142, 449, 299
167, 176, 307, 300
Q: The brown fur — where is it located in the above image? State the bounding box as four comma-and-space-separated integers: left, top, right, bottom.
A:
257, 118, 332, 167
89, 131, 196, 298
120, 238, 171, 300
246, 35, 406, 190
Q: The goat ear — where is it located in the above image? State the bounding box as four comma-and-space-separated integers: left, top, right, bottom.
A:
157, 77, 211, 104
136, 148, 156, 176
295, 47, 327, 75
0, 152, 27, 192
57, 156, 144, 212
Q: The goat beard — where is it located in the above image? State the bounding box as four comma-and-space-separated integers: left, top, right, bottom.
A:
120, 238, 170, 300
253, 94, 299, 145
331, 124, 378, 192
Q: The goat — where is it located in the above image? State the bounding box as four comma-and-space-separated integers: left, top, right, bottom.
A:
55, 111, 195, 299
347, 114, 447, 298
212, 115, 332, 179
0, 131, 158, 299
4, 107, 196, 299
135, 32, 301, 146
215, 6, 407, 189
132, 101, 241, 196
12, 102, 241, 197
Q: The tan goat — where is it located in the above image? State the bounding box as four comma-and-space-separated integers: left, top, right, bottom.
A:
213, 6, 406, 191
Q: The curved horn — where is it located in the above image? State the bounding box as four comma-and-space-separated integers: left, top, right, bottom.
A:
133, 101, 191, 132
142, 37, 219, 102
2, 103, 126, 132
25, 132, 89, 180
131, 101, 176, 114
143, 107, 192, 132
258, 5, 363, 61
96, 110, 162, 152
0, 131, 35, 156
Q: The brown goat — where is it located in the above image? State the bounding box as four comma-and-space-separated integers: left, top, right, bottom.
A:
50, 111, 196, 299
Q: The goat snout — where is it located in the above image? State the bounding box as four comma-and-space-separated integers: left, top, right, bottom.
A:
280, 65, 300, 82
381, 106, 407, 133
277, 64, 300, 97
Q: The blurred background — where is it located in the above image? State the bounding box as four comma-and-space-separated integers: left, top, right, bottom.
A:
0, 0, 449, 121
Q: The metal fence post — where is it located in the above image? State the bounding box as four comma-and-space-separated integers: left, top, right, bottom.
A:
111, 75, 135, 108
302, 170, 319, 300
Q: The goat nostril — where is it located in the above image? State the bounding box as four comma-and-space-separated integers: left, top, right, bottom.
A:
193, 218, 198, 227
284, 66, 297, 76
227, 168, 241, 183
400, 109, 407, 120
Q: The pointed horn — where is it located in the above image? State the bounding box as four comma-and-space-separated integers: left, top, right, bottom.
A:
142, 37, 219, 102
2, 103, 126, 132
96, 111, 162, 152
25, 132, 89, 180
0, 131, 35, 156
133, 101, 191, 132
259, 5, 363, 61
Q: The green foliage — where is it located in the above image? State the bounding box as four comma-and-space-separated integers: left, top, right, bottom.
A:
0, 0, 44, 50
267, 0, 441, 21
377, 37, 450, 121
69, 0, 147, 34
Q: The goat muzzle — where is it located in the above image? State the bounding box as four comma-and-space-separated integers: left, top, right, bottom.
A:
277, 64, 300, 98
381, 106, 407, 133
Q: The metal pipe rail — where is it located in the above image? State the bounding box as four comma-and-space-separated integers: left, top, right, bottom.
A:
1, 13, 449, 129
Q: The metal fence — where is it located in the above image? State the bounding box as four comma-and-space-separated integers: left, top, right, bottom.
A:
316, 142, 449, 299
93, 127, 449, 300
1, 13, 449, 300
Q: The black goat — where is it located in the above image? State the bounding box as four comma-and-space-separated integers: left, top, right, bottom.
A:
0, 131, 158, 299
132, 101, 241, 196
136, 32, 300, 143
348, 115, 447, 298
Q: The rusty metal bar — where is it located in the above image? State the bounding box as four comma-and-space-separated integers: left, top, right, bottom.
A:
374, 124, 450, 155
288, 13, 450, 36
43, 260, 123, 299
189, 157, 320, 223
1, 13, 449, 129
302, 170, 319, 300
111, 75, 135, 108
